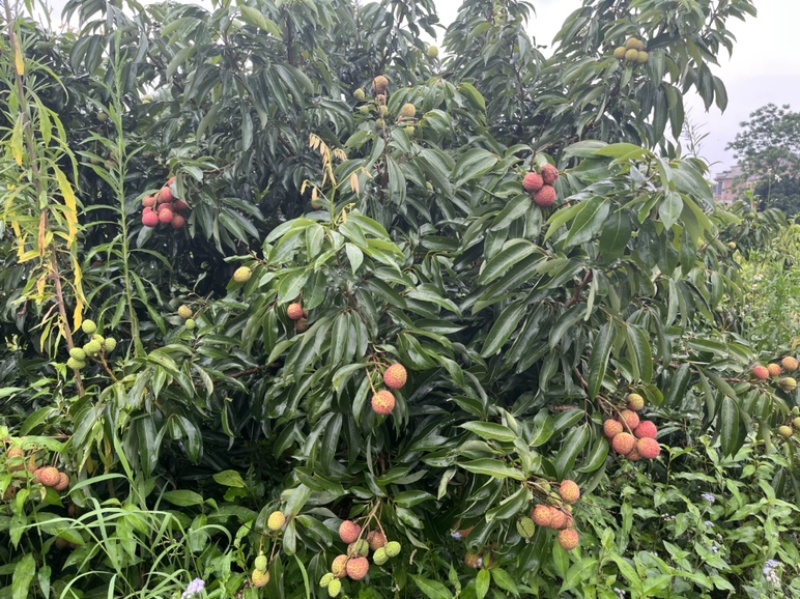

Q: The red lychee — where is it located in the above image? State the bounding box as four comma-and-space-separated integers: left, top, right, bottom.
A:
626, 447, 642, 461
371, 390, 396, 416
768, 363, 782, 378
782, 357, 799, 372
339, 520, 361, 544
603, 419, 623, 438
173, 200, 190, 212
383, 363, 407, 390
167, 176, 176, 186
752, 365, 770, 380
142, 209, 159, 228
633, 420, 657, 439
612, 432, 636, 455
367, 530, 387, 551
522, 172, 544, 193
158, 207, 174, 225
636, 437, 661, 459
557, 528, 579, 551
549, 508, 567, 530
559, 480, 581, 505
157, 185, 173, 203
171, 214, 186, 229
619, 409, 640, 431
34, 466, 60, 487
531, 505, 554, 528
54, 472, 70, 492
287, 303, 305, 321
142, 195, 156, 208
345, 557, 369, 581
541, 164, 560, 185
533, 185, 557, 208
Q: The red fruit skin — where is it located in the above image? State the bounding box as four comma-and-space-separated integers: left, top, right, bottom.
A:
559, 480, 581, 504
142, 195, 156, 208
171, 214, 186, 229
752, 365, 770, 380
612, 432, 636, 455
531, 505, 553, 528
142, 210, 160, 227
371, 390, 396, 416
173, 200, 190, 212
157, 186, 174, 203
634, 420, 658, 439
541, 164, 560, 185
522, 172, 544, 193
557, 528, 579, 551
345, 557, 370, 581
158, 207, 174, 224
339, 520, 361, 544
167, 176, 176, 186
637, 437, 661, 459
768, 363, 782, 378
626, 447, 642, 461
619, 409, 640, 431
287, 303, 305, 320
383, 364, 407, 390
533, 185, 557, 207
603, 419, 623, 438
549, 509, 567, 530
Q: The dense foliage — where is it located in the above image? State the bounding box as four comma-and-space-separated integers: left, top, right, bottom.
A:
6, 0, 800, 598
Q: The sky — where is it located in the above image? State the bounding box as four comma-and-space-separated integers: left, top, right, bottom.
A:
40, 0, 800, 177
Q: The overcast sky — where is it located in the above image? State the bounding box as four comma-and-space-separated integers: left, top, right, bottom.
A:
42, 0, 800, 177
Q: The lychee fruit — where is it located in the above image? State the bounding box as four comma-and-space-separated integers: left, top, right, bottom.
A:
522, 172, 544, 193
636, 437, 661, 459
348, 539, 370, 558
619, 409, 640, 431
157, 186, 173, 203
367, 530, 387, 551
294, 318, 309, 333
625, 37, 644, 51
142, 195, 156, 208
612, 432, 636, 455
81, 319, 97, 334
782, 357, 799, 372
287, 303, 305, 321
66, 358, 86, 370
328, 579, 342, 597
603, 419, 623, 438
549, 508, 567, 530
753, 365, 770, 380
385, 541, 401, 557
319, 572, 335, 588
233, 266, 253, 283
255, 553, 268, 572
373, 547, 389, 565
158, 207, 174, 225
779, 425, 793, 438
531, 504, 553, 528
185, 318, 196, 330
103, 337, 117, 352
541, 164, 559, 185
345, 557, 369, 581
613, 47, 626, 60
83, 340, 102, 356
177, 305, 193, 320
173, 200, 189, 212
626, 393, 645, 412
6, 448, 25, 471
624, 48, 639, 62
427, 45, 439, 58
34, 466, 60, 487
339, 520, 361, 544
533, 185, 557, 208
383, 363, 407, 390
69, 348, 86, 361
794, 417, 800, 429
626, 447, 642, 461
768, 363, 782, 377
517, 516, 536, 538
354, 88, 366, 102
331, 555, 349, 578
252, 569, 270, 588
54, 472, 70, 492
171, 214, 186, 229
400, 103, 416, 118
372, 76, 389, 94
780, 377, 797, 392
371, 390, 396, 416
558, 528, 579, 551
267, 510, 286, 531
636, 51, 649, 64
142, 209, 159, 227
633, 420, 658, 439
559, 480, 581, 504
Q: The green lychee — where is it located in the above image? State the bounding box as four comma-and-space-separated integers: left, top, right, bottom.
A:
255, 554, 268, 572
779, 425, 794, 438
267, 510, 286, 531
233, 266, 252, 283
185, 319, 196, 330
66, 357, 86, 370
385, 541, 401, 557
83, 340, 102, 356
103, 338, 117, 352
69, 348, 86, 361
354, 88, 366, 102
81, 320, 97, 334
319, 572, 335, 588
327, 579, 342, 598
373, 547, 389, 565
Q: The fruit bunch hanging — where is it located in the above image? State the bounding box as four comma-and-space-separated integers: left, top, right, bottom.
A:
141, 176, 190, 229
522, 163, 560, 208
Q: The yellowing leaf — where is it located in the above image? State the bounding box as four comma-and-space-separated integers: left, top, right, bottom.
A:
14, 36, 25, 76
11, 114, 24, 166
54, 167, 80, 248
72, 255, 85, 331
38, 212, 47, 256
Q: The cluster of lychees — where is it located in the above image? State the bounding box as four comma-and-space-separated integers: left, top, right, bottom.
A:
3, 440, 70, 501
286, 301, 310, 333
352, 75, 417, 137
250, 510, 289, 589
522, 164, 560, 208
317, 520, 402, 597
370, 363, 407, 417
141, 177, 190, 229
523, 479, 582, 551
752, 356, 799, 393
177, 304, 196, 331
65, 319, 117, 372
604, 393, 661, 461
612, 37, 649, 65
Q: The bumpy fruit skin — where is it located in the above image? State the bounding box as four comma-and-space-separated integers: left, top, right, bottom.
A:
620, 409, 640, 431
66, 357, 86, 370
171, 214, 186, 229
173, 200, 190, 212
347, 539, 370, 558
177, 305, 193, 320
779, 425, 794, 438
6, 448, 25, 472
373, 547, 389, 565
82, 320, 97, 335
625, 37, 644, 51
84, 340, 103, 356
233, 266, 253, 283
404, 126, 415, 136
69, 348, 86, 361
522, 172, 544, 193
558, 528, 580, 551
464, 552, 482, 569
252, 569, 270, 588
142, 195, 156, 208
345, 557, 370, 581
533, 185, 557, 207
613, 46, 626, 60
400, 103, 417, 118
634, 420, 658, 439
255, 554, 268, 572
294, 318, 309, 333
637, 437, 661, 459
532, 505, 553, 527
287, 303, 305, 321
753, 365, 770, 380
267, 510, 286, 531
427, 45, 439, 58
319, 572, 335, 588
383, 364, 407, 390
612, 432, 636, 455
327, 579, 342, 597
624, 48, 639, 62
636, 51, 649, 64
603, 419, 623, 438
339, 520, 361, 544
157, 186, 174, 204
331, 555, 349, 578
354, 88, 366, 102
103, 338, 117, 352
780, 377, 798, 392
376, 94, 387, 105
158, 207, 174, 225
626, 393, 645, 412
793, 417, 800, 429
367, 530, 387, 551
54, 472, 70, 492
371, 390, 396, 416
626, 447, 642, 461
559, 480, 581, 504
185, 319, 196, 330
35, 466, 60, 487
372, 75, 389, 94
782, 357, 799, 372
142, 209, 159, 227
384, 541, 401, 557
768, 363, 782, 377
549, 508, 567, 530
541, 164, 559, 185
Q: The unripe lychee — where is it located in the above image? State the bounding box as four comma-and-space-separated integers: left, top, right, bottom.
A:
383, 363, 407, 389
531, 504, 553, 527
634, 420, 658, 439
142, 195, 156, 208
625, 37, 644, 51
404, 126, 415, 136
636, 437, 661, 459
345, 556, 369, 581
753, 365, 770, 380
612, 432, 636, 455
376, 94, 387, 105
626, 393, 645, 412
177, 305, 193, 320
287, 303, 305, 321
372, 75, 389, 94
367, 530, 387, 551
233, 266, 253, 283
517, 516, 536, 538
636, 51, 649, 64
348, 539, 370, 558
354, 88, 366, 102
82, 320, 97, 334
384, 541, 401, 557
339, 520, 361, 544
267, 510, 286, 531
327, 579, 342, 597
782, 357, 799, 372
294, 318, 309, 333
559, 480, 581, 504
522, 172, 544, 193
54, 472, 70, 492
541, 164, 559, 185
624, 48, 639, 62
533, 185, 557, 207
619, 409, 640, 431
780, 377, 797, 392
157, 186, 173, 204
34, 466, 60, 487
375, 118, 386, 130
427, 45, 439, 58
378, 105, 388, 117
171, 214, 186, 229
142, 209, 159, 227
319, 572, 334, 588
66, 357, 86, 370
158, 207, 174, 224
185, 318, 196, 330
69, 348, 86, 361
558, 528, 579, 551
252, 569, 270, 588
779, 425, 794, 438
373, 547, 389, 565
768, 363, 782, 377
793, 417, 800, 429
371, 390, 396, 416
84, 340, 103, 356
603, 419, 623, 438
549, 508, 567, 530
255, 554, 268, 572
331, 555, 348, 578
400, 103, 416, 118
6, 448, 25, 471
613, 46, 626, 60
464, 552, 482, 569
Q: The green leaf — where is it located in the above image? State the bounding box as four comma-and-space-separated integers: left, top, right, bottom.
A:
162, 490, 205, 507
411, 575, 453, 599
238, 5, 282, 36
476, 569, 491, 599
459, 459, 525, 481
565, 198, 610, 247
345, 243, 364, 274
480, 301, 527, 357
659, 191, 683, 230
560, 558, 599, 593
719, 395, 742, 457
588, 322, 614, 399
452, 148, 498, 188
213, 470, 246, 488
599, 210, 632, 261
490, 568, 519, 595
478, 240, 537, 286
460, 422, 517, 443
12, 554, 35, 599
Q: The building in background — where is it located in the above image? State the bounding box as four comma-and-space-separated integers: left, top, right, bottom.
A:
713, 166, 759, 204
